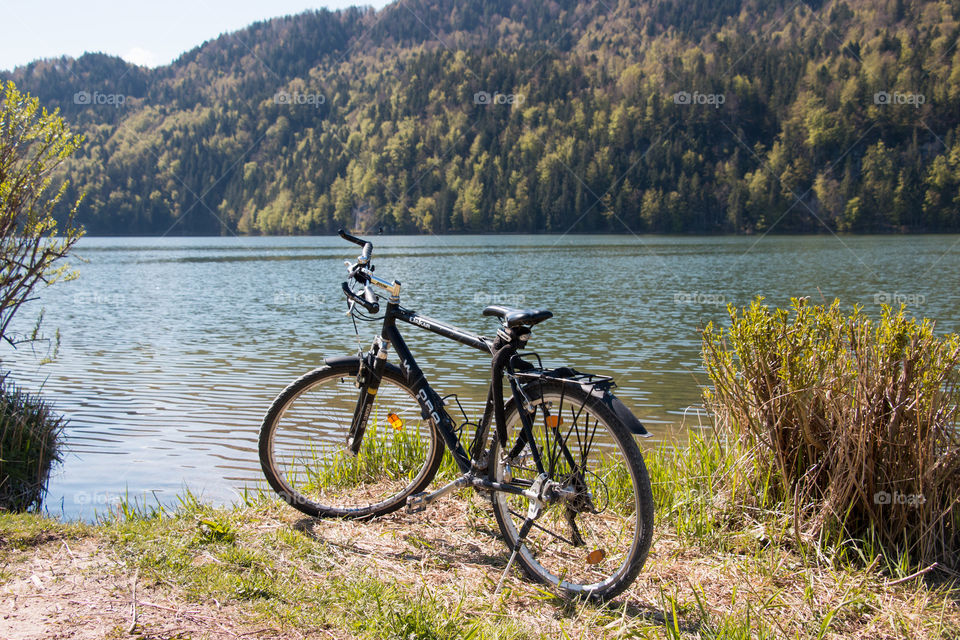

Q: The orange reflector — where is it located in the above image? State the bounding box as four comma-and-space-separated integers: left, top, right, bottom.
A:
546, 415, 562, 428
387, 412, 404, 430
586, 549, 606, 565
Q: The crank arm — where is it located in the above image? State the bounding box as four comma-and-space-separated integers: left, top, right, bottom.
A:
406, 474, 470, 513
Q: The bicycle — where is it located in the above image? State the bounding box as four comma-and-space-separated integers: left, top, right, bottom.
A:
259, 229, 655, 600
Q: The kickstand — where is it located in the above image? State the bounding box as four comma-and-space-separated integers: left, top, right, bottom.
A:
494, 517, 535, 597
494, 473, 548, 598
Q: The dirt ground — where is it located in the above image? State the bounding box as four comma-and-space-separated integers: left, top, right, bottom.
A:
0, 498, 669, 639
1, 495, 958, 639
0, 536, 265, 640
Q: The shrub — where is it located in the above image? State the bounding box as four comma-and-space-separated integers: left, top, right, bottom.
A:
1, 80, 84, 348
702, 298, 960, 572
0, 374, 64, 511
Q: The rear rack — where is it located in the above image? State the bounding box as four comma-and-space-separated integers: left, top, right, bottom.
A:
508, 353, 615, 391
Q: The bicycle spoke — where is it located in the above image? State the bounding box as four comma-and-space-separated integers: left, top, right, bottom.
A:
581, 422, 595, 468
506, 508, 579, 547
491, 382, 651, 599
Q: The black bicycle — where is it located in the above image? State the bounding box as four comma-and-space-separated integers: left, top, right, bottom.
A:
259, 230, 655, 600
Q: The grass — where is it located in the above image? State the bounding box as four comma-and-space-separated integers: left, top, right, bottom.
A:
292, 410, 461, 497
3, 299, 958, 636
1, 434, 957, 639
0, 373, 65, 511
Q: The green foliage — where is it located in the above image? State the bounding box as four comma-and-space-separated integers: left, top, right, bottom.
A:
196, 516, 237, 545
303, 415, 457, 493
0, 374, 65, 511
3, 1, 959, 235
0, 80, 84, 345
702, 298, 960, 572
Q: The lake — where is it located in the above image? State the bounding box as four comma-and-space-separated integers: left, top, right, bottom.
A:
4, 234, 959, 520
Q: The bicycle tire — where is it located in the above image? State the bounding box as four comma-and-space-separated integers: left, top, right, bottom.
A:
488, 380, 654, 600
259, 360, 444, 518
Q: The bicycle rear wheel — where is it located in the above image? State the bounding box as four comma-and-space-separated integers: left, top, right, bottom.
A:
259, 360, 443, 518
488, 380, 654, 600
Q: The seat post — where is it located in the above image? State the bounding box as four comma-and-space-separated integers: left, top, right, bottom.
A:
495, 325, 532, 349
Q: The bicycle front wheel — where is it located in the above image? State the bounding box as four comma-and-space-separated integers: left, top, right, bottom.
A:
259, 360, 444, 518
489, 380, 654, 600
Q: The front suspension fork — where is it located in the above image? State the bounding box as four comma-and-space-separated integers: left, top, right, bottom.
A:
346, 338, 389, 455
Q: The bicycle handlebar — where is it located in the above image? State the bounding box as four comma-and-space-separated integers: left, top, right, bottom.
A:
342, 282, 380, 313
338, 229, 400, 313
362, 283, 379, 309
338, 228, 372, 264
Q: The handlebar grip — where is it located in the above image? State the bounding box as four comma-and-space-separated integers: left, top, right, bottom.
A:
363, 284, 380, 313
338, 229, 373, 264
338, 228, 366, 246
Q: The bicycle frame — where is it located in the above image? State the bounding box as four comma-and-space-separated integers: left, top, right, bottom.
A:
337, 229, 630, 507
380, 300, 491, 470
353, 297, 547, 499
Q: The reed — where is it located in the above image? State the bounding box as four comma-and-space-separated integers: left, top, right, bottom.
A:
702, 298, 960, 572
0, 374, 65, 511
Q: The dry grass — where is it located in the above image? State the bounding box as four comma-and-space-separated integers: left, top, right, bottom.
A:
3, 456, 958, 639
702, 298, 960, 574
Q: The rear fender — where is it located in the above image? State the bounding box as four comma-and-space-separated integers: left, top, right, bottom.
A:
600, 391, 651, 437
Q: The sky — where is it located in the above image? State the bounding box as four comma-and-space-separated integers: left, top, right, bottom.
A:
1, 0, 394, 72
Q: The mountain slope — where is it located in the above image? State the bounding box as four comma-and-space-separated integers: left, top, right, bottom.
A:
3, 0, 959, 235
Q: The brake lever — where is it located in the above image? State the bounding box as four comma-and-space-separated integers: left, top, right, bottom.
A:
341, 281, 379, 313
345, 260, 371, 285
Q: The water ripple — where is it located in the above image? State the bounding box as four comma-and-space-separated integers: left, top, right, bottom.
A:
4, 234, 959, 520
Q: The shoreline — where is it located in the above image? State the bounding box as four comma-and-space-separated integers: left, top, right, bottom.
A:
2, 455, 957, 639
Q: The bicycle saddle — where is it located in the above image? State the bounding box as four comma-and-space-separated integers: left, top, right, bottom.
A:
482, 305, 553, 327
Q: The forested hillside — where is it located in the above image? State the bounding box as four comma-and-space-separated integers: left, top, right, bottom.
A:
4, 0, 960, 235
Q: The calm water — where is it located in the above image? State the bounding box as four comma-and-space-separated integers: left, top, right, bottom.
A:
4, 234, 960, 519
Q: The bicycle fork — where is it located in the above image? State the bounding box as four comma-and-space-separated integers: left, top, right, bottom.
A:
346, 338, 389, 455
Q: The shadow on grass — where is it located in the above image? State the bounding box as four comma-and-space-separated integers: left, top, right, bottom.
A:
291, 516, 508, 568
292, 515, 700, 635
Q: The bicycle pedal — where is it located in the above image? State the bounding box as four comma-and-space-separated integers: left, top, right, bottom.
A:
406, 492, 429, 513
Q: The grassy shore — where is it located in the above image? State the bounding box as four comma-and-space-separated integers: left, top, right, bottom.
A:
1, 436, 957, 639
0, 376, 65, 512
